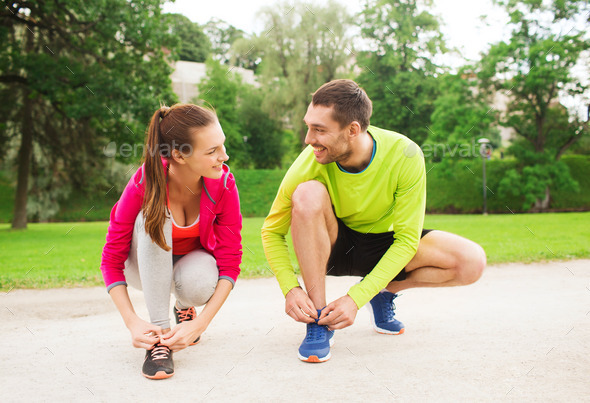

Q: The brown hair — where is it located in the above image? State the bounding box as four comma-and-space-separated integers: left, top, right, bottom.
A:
143, 103, 217, 251
311, 79, 372, 131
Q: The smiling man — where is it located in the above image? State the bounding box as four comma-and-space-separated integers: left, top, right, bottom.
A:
261, 79, 486, 363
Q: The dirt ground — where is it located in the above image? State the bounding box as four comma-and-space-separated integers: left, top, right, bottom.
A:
3, 259, 589, 402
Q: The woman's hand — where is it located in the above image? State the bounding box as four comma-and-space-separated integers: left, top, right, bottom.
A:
159, 319, 205, 352
126, 314, 162, 350
159, 279, 233, 352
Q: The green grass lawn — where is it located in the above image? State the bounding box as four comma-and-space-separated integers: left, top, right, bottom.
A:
1, 212, 589, 290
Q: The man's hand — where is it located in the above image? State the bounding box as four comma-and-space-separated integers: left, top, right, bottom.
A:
285, 287, 317, 323
317, 295, 358, 330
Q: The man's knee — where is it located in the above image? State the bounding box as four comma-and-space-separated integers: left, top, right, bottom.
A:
292, 180, 330, 218
456, 244, 486, 285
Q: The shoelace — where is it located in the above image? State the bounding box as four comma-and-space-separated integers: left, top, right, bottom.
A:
176, 306, 196, 322
382, 294, 397, 322
150, 345, 171, 360
305, 323, 327, 342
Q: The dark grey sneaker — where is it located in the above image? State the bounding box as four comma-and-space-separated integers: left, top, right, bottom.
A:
142, 343, 174, 380
173, 304, 201, 345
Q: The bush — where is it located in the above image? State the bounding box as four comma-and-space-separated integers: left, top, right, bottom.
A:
425, 155, 589, 213
551, 155, 590, 210
231, 168, 287, 217
1, 156, 589, 222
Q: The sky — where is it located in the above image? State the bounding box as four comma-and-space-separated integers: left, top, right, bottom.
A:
162, 0, 511, 65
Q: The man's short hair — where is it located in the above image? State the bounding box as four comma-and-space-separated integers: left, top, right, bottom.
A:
311, 79, 372, 131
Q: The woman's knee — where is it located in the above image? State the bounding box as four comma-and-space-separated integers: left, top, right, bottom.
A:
173, 250, 219, 307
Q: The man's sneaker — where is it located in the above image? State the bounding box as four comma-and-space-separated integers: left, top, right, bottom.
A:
298, 309, 335, 363
367, 291, 405, 335
142, 343, 174, 380
174, 303, 200, 345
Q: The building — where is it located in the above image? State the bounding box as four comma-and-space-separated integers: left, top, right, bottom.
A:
170, 60, 257, 103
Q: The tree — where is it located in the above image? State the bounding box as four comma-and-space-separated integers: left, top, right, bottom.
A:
1, 1, 177, 228
356, 0, 447, 145
425, 68, 500, 163
237, 87, 286, 169
166, 13, 210, 62
203, 18, 245, 65
197, 59, 287, 169
240, 0, 354, 144
197, 59, 247, 166
479, 0, 589, 210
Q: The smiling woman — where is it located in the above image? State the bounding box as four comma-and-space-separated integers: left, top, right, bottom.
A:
99, 103, 243, 380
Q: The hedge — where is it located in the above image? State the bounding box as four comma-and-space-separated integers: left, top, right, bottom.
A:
424, 155, 590, 214
0, 155, 588, 222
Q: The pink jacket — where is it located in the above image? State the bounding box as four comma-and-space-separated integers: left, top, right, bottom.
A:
100, 160, 242, 291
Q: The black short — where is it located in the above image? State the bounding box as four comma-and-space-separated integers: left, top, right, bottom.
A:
326, 218, 433, 281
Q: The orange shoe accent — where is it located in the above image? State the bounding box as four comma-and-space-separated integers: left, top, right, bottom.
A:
305, 356, 321, 363
376, 328, 404, 335
143, 370, 174, 380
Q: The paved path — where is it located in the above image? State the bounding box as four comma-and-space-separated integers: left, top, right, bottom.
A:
3, 260, 589, 402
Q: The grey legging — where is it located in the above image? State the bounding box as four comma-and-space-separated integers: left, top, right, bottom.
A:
124, 212, 218, 329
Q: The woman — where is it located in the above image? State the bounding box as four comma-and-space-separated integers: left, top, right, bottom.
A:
100, 103, 242, 380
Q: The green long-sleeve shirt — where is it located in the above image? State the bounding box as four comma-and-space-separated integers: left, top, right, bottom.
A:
261, 125, 426, 308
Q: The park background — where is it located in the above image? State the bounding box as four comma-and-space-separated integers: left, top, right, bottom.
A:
1, 0, 589, 291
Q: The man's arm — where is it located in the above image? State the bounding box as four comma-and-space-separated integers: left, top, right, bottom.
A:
261, 148, 319, 297
262, 183, 318, 323
261, 188, 301, 295
262, 148, 323, 322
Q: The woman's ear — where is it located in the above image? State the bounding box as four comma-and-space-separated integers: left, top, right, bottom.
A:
171, 149, 185, 164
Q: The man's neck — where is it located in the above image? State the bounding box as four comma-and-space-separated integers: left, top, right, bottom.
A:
337, 132, 374, 173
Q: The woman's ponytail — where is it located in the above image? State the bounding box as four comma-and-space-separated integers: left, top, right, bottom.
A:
142, 107, 171, 251
140, 103, 217, 251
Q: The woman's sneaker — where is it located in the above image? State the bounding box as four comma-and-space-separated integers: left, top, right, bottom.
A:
298, 309, 335, 363
173, 303, 200, 345
367, 291, 405, 335
142, 343, 174, 380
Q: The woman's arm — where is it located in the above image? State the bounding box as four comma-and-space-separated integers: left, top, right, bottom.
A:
109, 284, 162, 349
101, 166, 144, 290
160, 279, 233, 351
211, 174, 243, 284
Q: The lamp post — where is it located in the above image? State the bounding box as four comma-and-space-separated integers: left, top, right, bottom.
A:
478, 138, 491, 215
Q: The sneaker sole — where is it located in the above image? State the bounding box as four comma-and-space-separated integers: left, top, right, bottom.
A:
142, 370, 174, 380
366, 301, 405, 335
298, 352, 331, 363
297, 334, 335, 363
375, 327, 405, 335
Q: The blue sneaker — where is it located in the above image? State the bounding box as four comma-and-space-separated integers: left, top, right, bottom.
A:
297, 309, 335, 363
367, 291, 405, 335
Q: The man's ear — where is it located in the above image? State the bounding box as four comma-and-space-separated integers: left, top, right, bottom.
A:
171, 149, 185, 164
348, 121, 362, 137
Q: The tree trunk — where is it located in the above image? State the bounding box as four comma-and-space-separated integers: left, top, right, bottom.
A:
12, 89, 34, 229
533, 186, 550, 212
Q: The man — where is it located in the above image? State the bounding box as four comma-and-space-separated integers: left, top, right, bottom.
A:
261, 79, 486, 363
